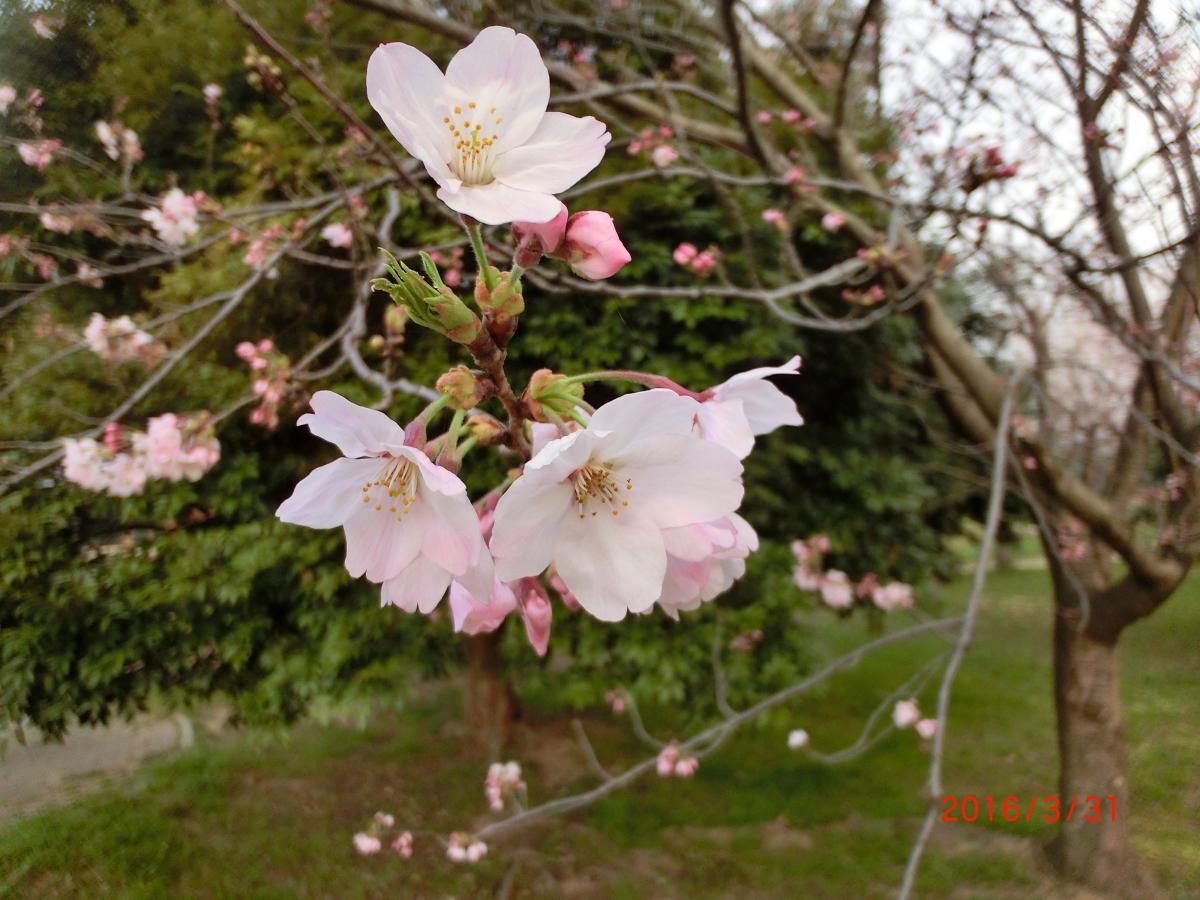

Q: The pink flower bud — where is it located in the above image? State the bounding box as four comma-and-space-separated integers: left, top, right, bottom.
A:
672, 242, 698, 265
558, 211, 631, 280
650, 144, 679, 167
235, 341, 257, 360
513, 201, 568, 266
756, 110, 772, 124
520, 583, 553, 657
821, 211, 846, 232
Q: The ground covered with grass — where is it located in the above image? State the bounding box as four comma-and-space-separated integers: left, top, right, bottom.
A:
2, 567, 1196, 899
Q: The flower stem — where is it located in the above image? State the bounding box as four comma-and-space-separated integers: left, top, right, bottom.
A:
561, 370, 706, 400
419, 393, 453, 423
463, 218, 498, 293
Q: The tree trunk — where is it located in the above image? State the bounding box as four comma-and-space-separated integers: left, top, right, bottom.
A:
463, 628, 517, 754
1048, 604, 1161, 896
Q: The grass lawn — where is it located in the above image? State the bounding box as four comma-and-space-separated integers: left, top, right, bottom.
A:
1, 566, 1196, 898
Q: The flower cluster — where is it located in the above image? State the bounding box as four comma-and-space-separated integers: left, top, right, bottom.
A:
656, 742, 699, 778
95, 120, 143, 166
275, 28, 803, 659
513, 202, 631, 280
964, 145, 1019, 191
142, 188, 203, 246
243, 223, 294, 275
320, 221, 353, 249
83, 313, 164, 365
235, 339, 292, 429
791, 536, 915, 613
756, 108, 818, 130
627, 125, 679, 167
62, 414, 220, 497
672, 242, 719, 275
352, 812, 413, 857
893, 699, 938, 741
446, 832, 488, 863
17, 139, 60, 172
484, 761, 526, 812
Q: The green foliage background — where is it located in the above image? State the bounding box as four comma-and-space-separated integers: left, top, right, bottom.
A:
1, 0, 973, 738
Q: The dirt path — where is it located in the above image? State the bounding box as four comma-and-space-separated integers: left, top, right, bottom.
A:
0, 713, 192, 821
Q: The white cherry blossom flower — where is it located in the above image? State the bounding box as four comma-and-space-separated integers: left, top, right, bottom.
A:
490, 390, 744, 621
276, 391, 493, 611
367, 27, 610, 225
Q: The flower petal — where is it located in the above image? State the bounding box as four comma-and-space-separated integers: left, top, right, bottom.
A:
492, 112, 610, 193
615, 433, 744, 529
449, 578, 516, 633
366, 42, 454, 184
297, 391, 406, 457
275, 457, 379, 528
342, 499, 425, 582
588, 389, 699, 457
381, 554, 453, 613
435, 181, 563, 225
443, 26, 549, 153
695, 398, 756, 459
714, 356, 804, 434
491, 476, 573, 582
416, 478, 484, 576
554, 504, 666, 621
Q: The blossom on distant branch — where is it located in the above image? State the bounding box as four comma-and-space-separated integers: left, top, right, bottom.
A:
142, 188, 201, 246
17, 139, 61, 172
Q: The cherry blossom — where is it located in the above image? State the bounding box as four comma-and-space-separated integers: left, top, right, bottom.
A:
787, 728, 810, 750
762, 208, 785, 227
694, 356, 803, 459
83, 313, 162, 365
446, 833, 487, 863
275, 391, 493, 610
391, 831, 413, 858
821, 211, 846, 232
490, 390, 744, 621
0, 85, 15, 115
141, 414, 221, 482
352, 832, 382, 855
142, 188, 201, 246
892, 699, 921, 729
17, 139, 60, 172
367, 26, 610, 224
872, 581, 914, 611
650, 144, 679, 167
656, 514, 758, 619
95, 121, 142, 164
819, 570, 855, 609
915, 718, 938, 741
321, 222, 353, 248
76, 263, 103, 289
484, 761, 525, 811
